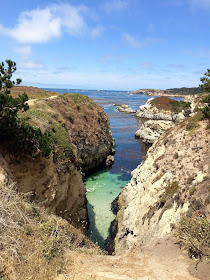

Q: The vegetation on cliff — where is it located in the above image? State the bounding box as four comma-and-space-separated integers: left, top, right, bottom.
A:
0, 59, 51, 157
173, 71, 210, 260
199, 69, 210, 120
150, 96, 191, 114
164, 87, 203, 95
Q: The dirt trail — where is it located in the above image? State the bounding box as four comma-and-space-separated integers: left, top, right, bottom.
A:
57, 237, 208, 280
27, 95, 58, 106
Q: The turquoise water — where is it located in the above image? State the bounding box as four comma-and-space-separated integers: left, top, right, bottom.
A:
85, 170, 130, 247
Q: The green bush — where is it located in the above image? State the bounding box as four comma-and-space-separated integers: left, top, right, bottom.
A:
0, 59, 51, 156
200, 69, 210, 119
201, 95, 210, 120
170, 100, 191, 114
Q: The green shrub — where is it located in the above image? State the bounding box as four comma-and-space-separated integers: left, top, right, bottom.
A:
200, 95, 210, 120
189, 186, 196, 196
170, 100, 191, 114
0, 59, 52, 157
200, 69, 210, 119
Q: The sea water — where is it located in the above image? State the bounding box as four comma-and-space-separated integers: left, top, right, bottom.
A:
43, 88, 156, 248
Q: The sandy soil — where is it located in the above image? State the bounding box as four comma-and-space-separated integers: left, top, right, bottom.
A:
56, 236, 209, 280
26, 95, 58, 105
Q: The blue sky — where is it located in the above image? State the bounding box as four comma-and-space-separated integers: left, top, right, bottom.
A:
0, 0, 209, 90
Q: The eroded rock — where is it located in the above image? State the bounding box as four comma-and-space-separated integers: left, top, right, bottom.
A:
114, 104, 136, 115
135, 120, 174, 144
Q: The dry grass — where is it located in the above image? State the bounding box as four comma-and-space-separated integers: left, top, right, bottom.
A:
10, 86, 60, 99
0, 182, 101, 280
0, 183, 28, 260
175, 214, 210, 260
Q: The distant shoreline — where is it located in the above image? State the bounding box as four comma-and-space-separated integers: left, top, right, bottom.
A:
129, 87, 203, 98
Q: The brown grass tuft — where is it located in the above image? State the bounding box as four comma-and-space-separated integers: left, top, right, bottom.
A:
175, 214, 210, 260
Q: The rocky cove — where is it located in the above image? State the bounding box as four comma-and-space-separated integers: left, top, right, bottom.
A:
0, 87, 209, 280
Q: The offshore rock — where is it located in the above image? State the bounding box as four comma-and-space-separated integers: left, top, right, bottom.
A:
114, 104, 136, 115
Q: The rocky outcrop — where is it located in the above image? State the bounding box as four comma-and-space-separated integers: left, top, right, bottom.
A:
49, 94, 115, 175
136, 97, 185, 122
135, 120, 174, 144
129, 89, 165, 96
112, 119, 210, 254
114, 104, 136, 115
135, 97, 187, 144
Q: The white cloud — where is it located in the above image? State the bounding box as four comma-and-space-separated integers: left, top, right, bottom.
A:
189, 0, 210, 9
103, 0, 128, 13
13, 45, 31, 55
19, 60, 45, 69
123, 33, 145, 48
123, 34, 166, 48
0, 4, 89, 44
91, 25, 105, 38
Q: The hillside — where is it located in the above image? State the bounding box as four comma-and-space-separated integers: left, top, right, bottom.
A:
130, 87, 203, 97
10, 86, 60, 99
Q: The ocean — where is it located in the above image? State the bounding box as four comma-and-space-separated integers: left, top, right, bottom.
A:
42, 88, 166, 248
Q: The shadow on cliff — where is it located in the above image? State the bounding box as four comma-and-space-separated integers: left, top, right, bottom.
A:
87, 201, 105, 249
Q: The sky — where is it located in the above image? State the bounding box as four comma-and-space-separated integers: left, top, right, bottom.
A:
0, 0, 209, 90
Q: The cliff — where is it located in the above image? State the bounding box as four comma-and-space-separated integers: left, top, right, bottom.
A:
0, 87, 114, 232
135, 96, 187, 144
112, 116, 209, 254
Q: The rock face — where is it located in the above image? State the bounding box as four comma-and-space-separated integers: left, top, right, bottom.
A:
135, 97, 187, 144
54, 94, 115, 175
135, 120, 174, 144
0, 88, 115, 232
0, 148, 88, 232
136, 97, 185, 122
114, 104, 136, 115
112, 120, 210, 254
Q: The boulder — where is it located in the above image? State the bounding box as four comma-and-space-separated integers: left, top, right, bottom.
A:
114, 104, 136, 115
106, 155, 114, 167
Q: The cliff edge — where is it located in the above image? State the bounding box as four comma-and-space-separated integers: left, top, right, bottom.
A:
112, 116, 209, 254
